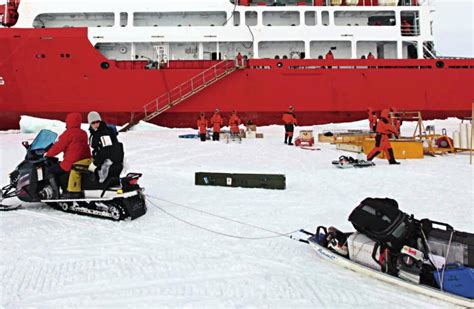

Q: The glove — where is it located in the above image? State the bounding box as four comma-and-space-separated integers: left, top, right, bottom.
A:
88, 162, 97, 172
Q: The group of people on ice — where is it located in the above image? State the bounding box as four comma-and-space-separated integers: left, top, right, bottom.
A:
45, 112, 124, 198
196, 109, 241, 142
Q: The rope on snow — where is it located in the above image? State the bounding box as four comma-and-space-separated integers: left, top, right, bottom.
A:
145, 194, 305, 242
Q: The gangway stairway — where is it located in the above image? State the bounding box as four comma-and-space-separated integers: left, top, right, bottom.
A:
120, 60, 237, 132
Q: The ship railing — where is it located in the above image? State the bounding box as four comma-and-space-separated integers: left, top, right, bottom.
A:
234, 0, 430, 7
401, 25, 420, 36
127, 60, 236, 127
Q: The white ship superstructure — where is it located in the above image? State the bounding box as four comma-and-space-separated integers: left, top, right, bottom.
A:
12, 0, 435, 62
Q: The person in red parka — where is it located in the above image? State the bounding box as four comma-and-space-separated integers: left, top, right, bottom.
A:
367, 108, 378, 132
366, 109, 400, 164
196, 113, 208, 142
210, 108, 224, 141
325, 50, 334, 68
229, 111, 241, 138
45, 112, 92, 198
282, 105, 298, 145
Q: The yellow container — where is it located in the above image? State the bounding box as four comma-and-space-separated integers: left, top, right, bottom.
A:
363, 139, 424, 159
318, 133, 335, 143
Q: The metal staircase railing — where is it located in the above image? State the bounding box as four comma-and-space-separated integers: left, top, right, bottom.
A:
120, 60, 237, 132
423, 42, 437, 59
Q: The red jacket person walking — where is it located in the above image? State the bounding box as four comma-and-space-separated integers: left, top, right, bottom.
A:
366, 109, 400, 164
282, 106, 298, 145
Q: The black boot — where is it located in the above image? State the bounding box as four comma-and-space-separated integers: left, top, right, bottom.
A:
288, 136, 293, 146
387, 149, 400, 165
284, 133, 288, 144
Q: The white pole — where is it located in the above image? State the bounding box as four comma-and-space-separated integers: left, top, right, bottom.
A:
470, 102, 473, 165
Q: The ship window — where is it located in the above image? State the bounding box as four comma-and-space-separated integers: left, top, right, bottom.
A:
322, 11, 329, 26
120, 12, 128, 27
258, 41, 305, 59
334, 11, 395, 26
32, 13, 114, 28
403, 41, 418, 59
305, 11, 316, 26
233, 11, 240, 26
262, 11, 299, 26
401, 11, 420, 36
133, 12, 227, 27
357, 41, 397, 59
310, 41, 351, 59
245, 11, 258, 26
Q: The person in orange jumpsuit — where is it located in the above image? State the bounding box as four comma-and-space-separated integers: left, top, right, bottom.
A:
367, 109, 400, 164
228, 111, 241, 138
282, 106, 298, 145
210, 108, 224, 141
367, 108, 378, 132
196, 113, 208, 142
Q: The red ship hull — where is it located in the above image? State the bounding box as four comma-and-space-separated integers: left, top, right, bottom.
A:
1, 28, 473, 130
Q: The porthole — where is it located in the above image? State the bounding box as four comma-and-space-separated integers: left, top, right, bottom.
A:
101, 61, 110, 69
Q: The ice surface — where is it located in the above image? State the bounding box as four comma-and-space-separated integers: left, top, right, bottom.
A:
1, 116, 472, 308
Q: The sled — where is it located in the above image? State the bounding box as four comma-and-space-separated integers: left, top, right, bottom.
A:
304, 232, 473, 307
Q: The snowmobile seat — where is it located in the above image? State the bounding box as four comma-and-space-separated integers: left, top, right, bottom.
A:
71, 164, 121, 194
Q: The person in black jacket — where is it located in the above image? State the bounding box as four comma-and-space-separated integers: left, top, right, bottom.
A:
87, 111, 124, 184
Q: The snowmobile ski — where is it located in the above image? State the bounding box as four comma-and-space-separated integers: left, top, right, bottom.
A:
303, 230, 473, 307
0, 204, 22, 211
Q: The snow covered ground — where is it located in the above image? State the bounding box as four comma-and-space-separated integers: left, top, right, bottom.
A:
0, 117, 472, 308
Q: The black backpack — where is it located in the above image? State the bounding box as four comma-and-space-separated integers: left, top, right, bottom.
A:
348, 198, 416, 251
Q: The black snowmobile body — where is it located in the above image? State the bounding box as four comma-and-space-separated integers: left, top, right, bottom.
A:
0, 129, 147, 221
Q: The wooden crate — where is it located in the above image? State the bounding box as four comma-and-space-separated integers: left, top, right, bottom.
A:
335, 133, 374, 145
336, 143, 363, 153
318, 133, 335, 143
363, 139, 424, 159
246, 131, 257, 138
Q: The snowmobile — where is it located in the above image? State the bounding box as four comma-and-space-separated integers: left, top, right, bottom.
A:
0, 129, 147, 221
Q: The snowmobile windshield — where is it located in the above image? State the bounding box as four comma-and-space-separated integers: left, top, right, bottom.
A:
30, 129, 58, 151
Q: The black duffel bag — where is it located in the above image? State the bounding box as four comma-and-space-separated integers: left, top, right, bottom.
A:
420, 219, 474, 268
348, 197, 416, 251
